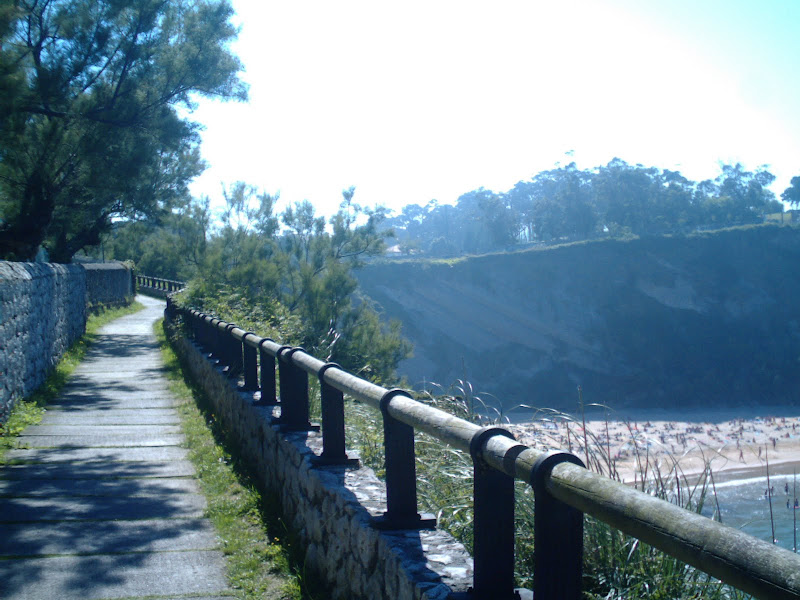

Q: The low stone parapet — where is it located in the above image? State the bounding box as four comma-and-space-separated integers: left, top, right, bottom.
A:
163, 317, 474, 600
0, 262, 86, 423
0, 260, 134, 424
83, 262, 134, 310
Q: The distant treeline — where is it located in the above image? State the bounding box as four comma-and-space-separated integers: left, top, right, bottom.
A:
385, 159, 799, 257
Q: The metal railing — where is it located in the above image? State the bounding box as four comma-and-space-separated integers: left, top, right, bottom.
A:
159, 288, 800, 600
136, 274, 185, 294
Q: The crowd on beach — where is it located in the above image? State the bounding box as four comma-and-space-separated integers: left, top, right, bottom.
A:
508, 411, 800, 483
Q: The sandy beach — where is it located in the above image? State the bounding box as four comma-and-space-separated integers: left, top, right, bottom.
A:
507, 405, 800, 486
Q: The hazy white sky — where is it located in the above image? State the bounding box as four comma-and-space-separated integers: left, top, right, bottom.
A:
188, 0, 800, 218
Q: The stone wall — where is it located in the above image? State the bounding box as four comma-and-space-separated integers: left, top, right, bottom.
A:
84, 262, 134, 310
0, 260, 134, 423
164, 316, 474, 600
0, 262, 86, 423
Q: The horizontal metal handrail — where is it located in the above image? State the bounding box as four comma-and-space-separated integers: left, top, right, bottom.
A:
168, 299, 800, 599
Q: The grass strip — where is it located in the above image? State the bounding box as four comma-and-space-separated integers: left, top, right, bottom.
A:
155, 318, 328, 600
0, 301, 146, 461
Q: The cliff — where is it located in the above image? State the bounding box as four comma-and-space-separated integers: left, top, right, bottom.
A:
356, 225, 800, 413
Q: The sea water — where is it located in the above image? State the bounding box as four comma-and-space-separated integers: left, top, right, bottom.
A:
706, 472, 800, 552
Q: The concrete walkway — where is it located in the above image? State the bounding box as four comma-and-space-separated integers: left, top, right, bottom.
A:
0, 295, 233, 600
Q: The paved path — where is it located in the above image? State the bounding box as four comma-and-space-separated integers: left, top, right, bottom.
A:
0, 296, 233, 600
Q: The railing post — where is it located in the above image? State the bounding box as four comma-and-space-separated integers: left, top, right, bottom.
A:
190, 311, 201, 343
217, 321, 229, 367
277, 347, 314, 431
181, 307, 190, 338
372, 389, 436, 530
241, 333, 258, 391
204, 316, 215, 354
224, 323, 242, 379
530, 451, 585, 600
205, 317, 216, 358
313, 363, 359, 467
165, 297, 176, 320
256, 339, 277, 406
195, 313, 208, 348
189, 311, 199, 343
467, 427, 522, 600
200, 316, 212, 354
209, 318, 223, 363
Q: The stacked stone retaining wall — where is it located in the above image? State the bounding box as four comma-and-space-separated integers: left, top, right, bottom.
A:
0, 262, 86, 423
164, 316, 474, 600
84, 262, 134, 309
0, 260, 133, 423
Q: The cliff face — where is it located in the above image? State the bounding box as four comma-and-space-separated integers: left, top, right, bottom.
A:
356, 225, 800, 413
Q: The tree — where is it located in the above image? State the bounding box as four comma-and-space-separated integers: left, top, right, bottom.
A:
184, 185, 407, 381
712, 163, 775, 225
505, 180, 538, 242
782, 176, 800, 207
280, 189, 391, 331
203, 183, 281, 300
657, 169, 698, 232
525, 163, 595, 242
453, 188, 516, 253
594, 159, 659, 235
0, 0, 247, 262
105, 195, 210, 280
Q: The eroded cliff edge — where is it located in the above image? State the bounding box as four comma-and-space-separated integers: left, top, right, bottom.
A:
357, 225, 800, 412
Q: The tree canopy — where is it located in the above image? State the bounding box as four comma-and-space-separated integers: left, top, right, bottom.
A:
386, 160, 786, 257
782, 176, 800, 207
0, 0, 246, 262
104, 185, 411, 383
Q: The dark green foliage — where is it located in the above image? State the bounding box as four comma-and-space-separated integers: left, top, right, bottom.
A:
386, 160, 783, 257
138, 185, 414, 384
0, 0, 246, 262
102, 195, 210, 279
782, 175, 800, 207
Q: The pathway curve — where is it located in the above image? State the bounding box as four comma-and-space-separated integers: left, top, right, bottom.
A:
0, 295, 232, 600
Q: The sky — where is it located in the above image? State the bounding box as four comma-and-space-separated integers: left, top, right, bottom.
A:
187, 0, 800, 219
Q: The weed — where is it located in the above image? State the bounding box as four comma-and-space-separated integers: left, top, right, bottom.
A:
157, 318, 328, 600
341, 383, 752, 599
